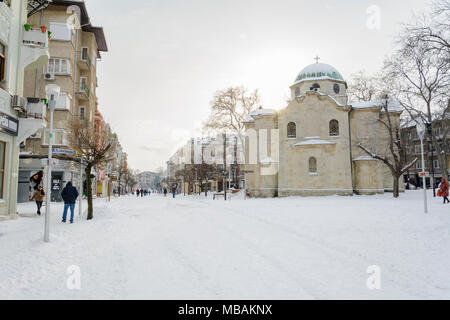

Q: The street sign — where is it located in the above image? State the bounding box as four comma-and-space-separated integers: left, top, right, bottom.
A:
52, 148, 77, 155
242, 170, 254, 173
419, 172, 429, 177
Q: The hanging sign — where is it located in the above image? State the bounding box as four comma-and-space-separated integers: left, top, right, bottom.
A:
0, 112, 19, 136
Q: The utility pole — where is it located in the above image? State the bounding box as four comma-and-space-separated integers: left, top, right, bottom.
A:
417, 120, 428, 214
44, 84, 60, 243
223, 133, 227, 201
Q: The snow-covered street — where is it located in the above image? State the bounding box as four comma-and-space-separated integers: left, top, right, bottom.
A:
1, 191, 450, 300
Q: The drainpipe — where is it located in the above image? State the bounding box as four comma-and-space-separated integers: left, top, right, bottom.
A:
34, 9, 44, 97
348, 108, 355, 194
15, 0, 26, 95
72, 27, 79, 123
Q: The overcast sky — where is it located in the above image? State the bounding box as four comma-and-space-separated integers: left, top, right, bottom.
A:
84, 0, 431, 172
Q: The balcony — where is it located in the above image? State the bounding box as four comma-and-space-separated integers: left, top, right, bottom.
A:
74, 114, 89, 127
77, 52, 91, 71
21, 29, 50, 71
76, 82, 90, 100
16, 98, 47, 146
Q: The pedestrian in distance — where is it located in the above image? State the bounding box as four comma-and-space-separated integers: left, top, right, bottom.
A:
438, 178, 449, 204
171, 184, 177, 198
163, 187, 167, 197
61, 181, 79, 223
136, 189, 140, 197
30, 185, 45, 215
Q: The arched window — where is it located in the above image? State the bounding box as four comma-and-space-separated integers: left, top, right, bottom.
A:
287, 122, 296, 138
329, 119, 339, 136
309, 157, 317, 173
295, 87, 300, 97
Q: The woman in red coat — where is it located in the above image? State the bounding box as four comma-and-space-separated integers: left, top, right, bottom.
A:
439, 178, 449, 204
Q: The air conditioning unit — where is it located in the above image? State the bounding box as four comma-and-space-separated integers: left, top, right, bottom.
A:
44, 72, 55, 80
11, 95, 26, 111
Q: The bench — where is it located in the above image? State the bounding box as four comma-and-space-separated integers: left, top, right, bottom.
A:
213, 192, 225, 200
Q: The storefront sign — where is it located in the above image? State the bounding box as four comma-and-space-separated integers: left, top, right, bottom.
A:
0, 112, 19, 136
52, 148, 77, 155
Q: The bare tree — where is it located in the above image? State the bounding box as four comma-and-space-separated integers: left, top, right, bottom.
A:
358, 99, 418, 197
116, 160, 126, 197
385, 5, 450, 180
347, 70, 380, 102
403, 0, 450, 56
69, 121, 116, 220
123, 168, 137, 194
203, 86, 261, 144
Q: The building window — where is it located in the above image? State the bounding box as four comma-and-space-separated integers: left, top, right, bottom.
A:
434, 160, 440, 169
0, 141, 5, 199
0, 43, 5, 82
415, 145, 421, 154
295, 87, 300, 97
47, 58, 71, 75
309, 157, 317, 173
43, 129, 68, 146
287, 122, 296, 138
79, 106, 85, 120
55, 92, 71, 110
416, 160, 427, 170
329, 119, 339, 136
81, 47, 89, 61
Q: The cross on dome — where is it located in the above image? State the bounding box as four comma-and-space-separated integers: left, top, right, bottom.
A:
314, 55, 320, 63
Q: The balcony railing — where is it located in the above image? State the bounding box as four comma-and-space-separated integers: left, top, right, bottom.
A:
78, 51, 91, 70
76, 83, 90, 99
17, 98, 46, 119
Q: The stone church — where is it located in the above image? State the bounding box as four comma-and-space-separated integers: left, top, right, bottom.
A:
244, 61, 403, 197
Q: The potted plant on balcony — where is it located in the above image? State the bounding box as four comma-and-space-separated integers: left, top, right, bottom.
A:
24, 24, 31, 31
40, 26, 47, 33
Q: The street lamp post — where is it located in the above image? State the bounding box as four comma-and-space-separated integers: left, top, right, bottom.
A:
44, 84, 60, 242
417, 119, 428, 214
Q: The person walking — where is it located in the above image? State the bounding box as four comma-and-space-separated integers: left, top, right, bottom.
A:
438, 178, 449, 204
61, 181, 79, 223
30, 185, 45, 215
171, 184, 177, 198
163, 187, 167, 197
136, 188, 140, 197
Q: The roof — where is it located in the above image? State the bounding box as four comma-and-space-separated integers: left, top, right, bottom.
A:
294, 63, 345, 84
244, 108, 276, 123
50, 0, 108, 53
351, 98, 403, 112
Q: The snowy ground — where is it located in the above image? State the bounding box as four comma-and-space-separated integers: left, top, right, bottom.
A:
1, 190, 450, 300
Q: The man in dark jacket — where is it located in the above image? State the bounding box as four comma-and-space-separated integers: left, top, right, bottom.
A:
61, 181, 79, 223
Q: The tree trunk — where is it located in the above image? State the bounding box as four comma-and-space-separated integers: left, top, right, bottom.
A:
117, 174, 121, 197
85, 165, 94, 220
438, 153, 449, 182
393, 176, 400, 198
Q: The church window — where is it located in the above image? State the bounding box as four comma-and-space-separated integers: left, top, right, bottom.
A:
287, 122, 296, 138
333, 83, 340, 94
295, 87, 300, 96
329, 119, 339, 136
309, 157, 317, 173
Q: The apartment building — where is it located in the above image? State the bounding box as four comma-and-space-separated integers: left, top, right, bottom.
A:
401, 118, 450, 188
0, 0, 49, 219
166, 134, 245, 194
18, 0, 107, 202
